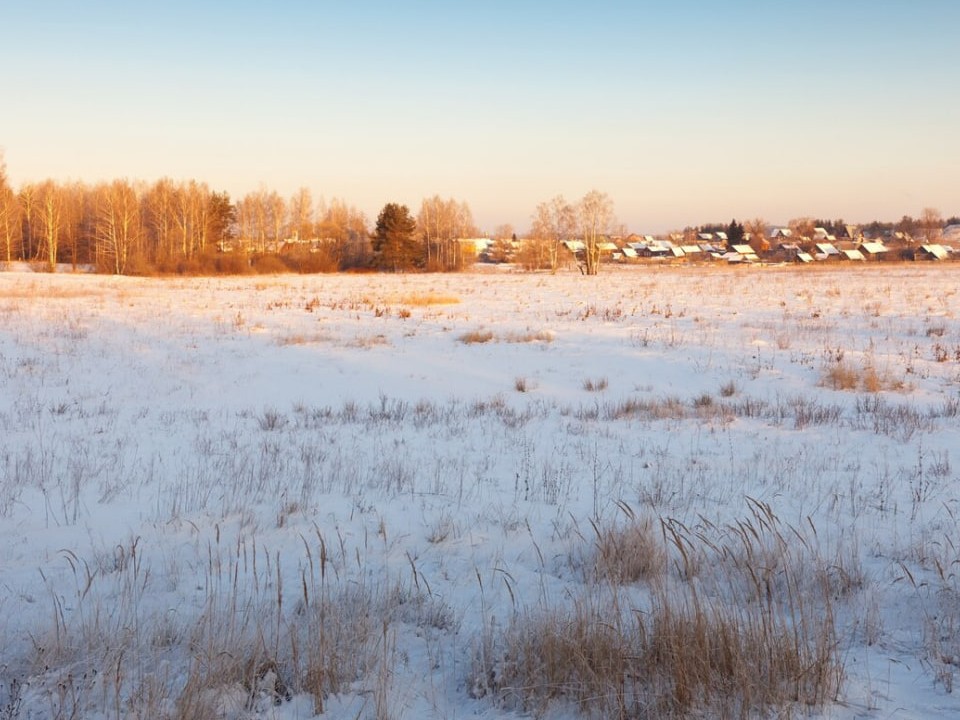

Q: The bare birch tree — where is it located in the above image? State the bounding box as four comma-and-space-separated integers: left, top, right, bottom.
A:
143, 178, 177, 264
35, 180, 64, 272
530, 195, 576, 272
0, 153, 21, 262
290, 187, 314, 242
578, 190, 614, 276
95, 179, 140, 274
919, 207, 943, 244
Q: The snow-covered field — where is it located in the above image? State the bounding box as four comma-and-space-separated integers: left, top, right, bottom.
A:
1, 264, 959, 719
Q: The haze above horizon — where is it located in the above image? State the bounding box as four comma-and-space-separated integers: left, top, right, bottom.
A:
3, 1, 959, 233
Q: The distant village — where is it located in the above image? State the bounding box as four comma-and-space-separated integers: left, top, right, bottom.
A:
471, 223, 960, 268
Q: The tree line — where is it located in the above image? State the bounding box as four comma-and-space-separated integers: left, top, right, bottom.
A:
0, 151, 622, 275
3, 151, 953, 276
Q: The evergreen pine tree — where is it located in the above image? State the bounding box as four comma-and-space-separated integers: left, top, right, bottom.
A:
373, 203, 421, 271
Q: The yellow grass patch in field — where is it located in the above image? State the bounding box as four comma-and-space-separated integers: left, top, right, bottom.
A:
396, 292, 460, 306
458, 329, 494, 344
822, 360, 907, 393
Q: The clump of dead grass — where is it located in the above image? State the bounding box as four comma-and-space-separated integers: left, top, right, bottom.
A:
276, 332, 333, 346
473, 499, 842, 718
582, 376, 609, 392
503, 329, 555, 343
822, 359, 907, 392
458, 329, 495, 344
590, 513, 666, 584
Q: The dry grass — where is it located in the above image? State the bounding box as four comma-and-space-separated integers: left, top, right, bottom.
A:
474, 500, 842, 718
822, 360, 907, 392
583, 376, 609, 392
346, 333, 391, 349
0, 279, 113, 301
276, 332, 334, 346
591, 514, 666, 584
397, 292, 460, 306
458, 329, 495, 344
502, 329, 555, 344
458, 328, 553, 345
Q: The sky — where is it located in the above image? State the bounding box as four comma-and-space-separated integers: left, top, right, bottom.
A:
3, 0, 959, 233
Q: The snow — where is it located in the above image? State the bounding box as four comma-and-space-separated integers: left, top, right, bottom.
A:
1, 265, 959, 718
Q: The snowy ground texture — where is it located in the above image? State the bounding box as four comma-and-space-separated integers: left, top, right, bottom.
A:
1, 264, 959, 719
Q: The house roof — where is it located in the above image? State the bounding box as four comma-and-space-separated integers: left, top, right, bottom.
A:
816, 242, 840, 255
731, 244, 754, 255
921, 244, 949, 260
797, 252, 814, 263
859, 242, 888, 255
563, 240, 585, 252
842, 249, 865, 261
621, 247, 638, 258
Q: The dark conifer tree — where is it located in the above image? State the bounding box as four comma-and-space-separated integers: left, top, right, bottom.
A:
727, 218, 745, 244
373, 203, 421, 271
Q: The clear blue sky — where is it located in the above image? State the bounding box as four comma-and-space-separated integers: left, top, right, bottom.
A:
3, 1, 959, 233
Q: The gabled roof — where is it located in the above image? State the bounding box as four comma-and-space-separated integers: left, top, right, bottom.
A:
815, 242, 840, 255
859, 242, 888, 255
842, 249, 865, 261
680, 245, 702, 254
621, 247, 638, 258
563, 240, 585, 252
715, 231, 728, 241
731, 244, 754, 255
698, 232, 713, 241
921, 244, 949, 260
770, 228, 793, 238
797, 252, 814, 263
